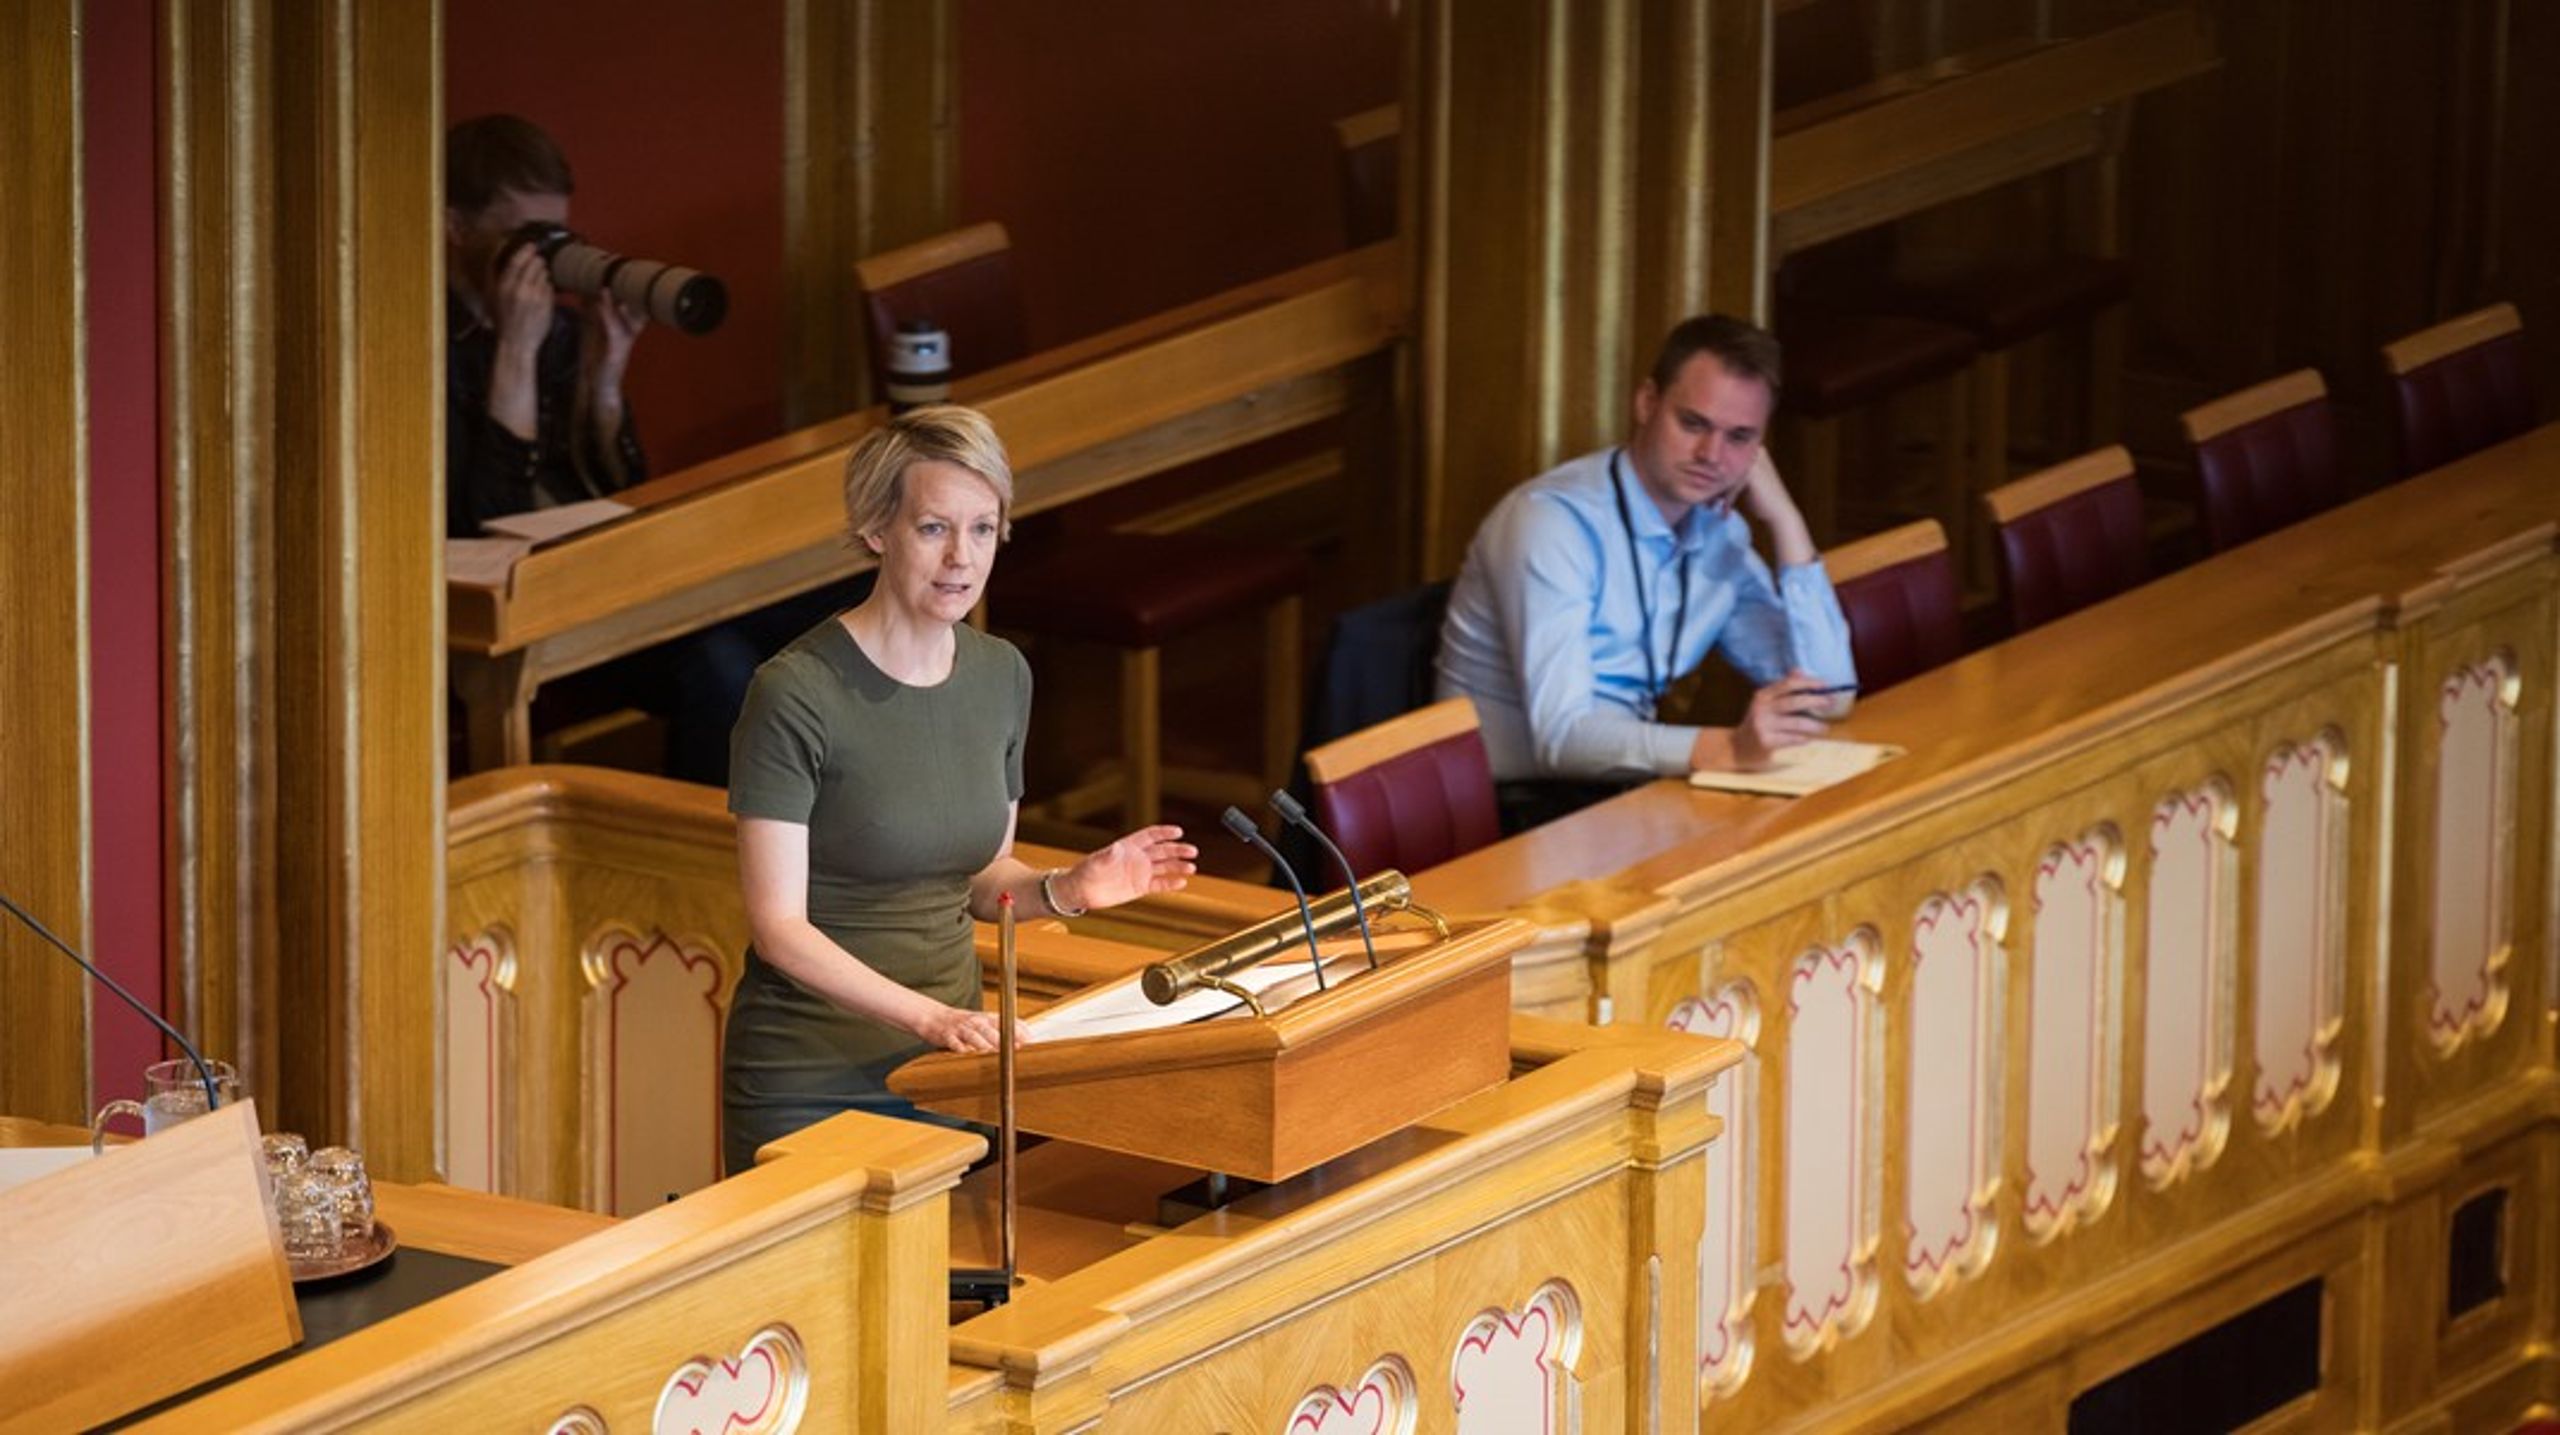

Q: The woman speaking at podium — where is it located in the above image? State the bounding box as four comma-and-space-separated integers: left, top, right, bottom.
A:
719, 405, 1196, 1175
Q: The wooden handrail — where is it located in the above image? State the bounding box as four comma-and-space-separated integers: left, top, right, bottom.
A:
450, 242, 1403, 658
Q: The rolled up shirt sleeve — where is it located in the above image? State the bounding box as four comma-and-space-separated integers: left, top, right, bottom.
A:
1709, 543, 1858, 693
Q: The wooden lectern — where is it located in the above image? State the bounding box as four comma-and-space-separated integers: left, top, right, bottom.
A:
892, 879, 1520, 1182
0, 1100, 298, 1433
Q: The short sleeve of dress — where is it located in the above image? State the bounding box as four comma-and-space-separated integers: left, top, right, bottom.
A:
1004, 643, 1032, 803
728, 657, 829, 823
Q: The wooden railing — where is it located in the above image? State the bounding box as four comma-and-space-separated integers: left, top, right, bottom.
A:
441, 766, 1285, 1215
1768, 8, 2218, 256
439, 428, 2557, 1426
1369, 425, 2559, 1430
449, 242, 1407, 769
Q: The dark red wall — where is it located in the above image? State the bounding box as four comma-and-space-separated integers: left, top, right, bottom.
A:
958, 0, 1400, 351
443, 3, 1396, 464
444, 0, 787, 473
85, 0, 164, 1103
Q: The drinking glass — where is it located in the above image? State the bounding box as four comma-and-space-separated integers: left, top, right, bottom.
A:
309, 1145, 375, 1245
89, 1058, 241, 1153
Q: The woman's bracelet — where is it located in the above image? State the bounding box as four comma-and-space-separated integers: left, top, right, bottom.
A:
1039, 867, 1087, 918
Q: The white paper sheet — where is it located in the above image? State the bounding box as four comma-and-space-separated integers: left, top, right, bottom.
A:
0, 1145, 94, 1193
446, 535, 535, 588
1687, 738, 1904, 797
480, 496, 633, 545
1026, 952, 1377, 1041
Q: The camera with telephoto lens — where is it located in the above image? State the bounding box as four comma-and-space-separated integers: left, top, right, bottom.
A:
503, 221, 729, 336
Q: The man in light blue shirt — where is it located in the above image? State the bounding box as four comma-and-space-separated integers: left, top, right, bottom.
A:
1437, 315, 1854, 800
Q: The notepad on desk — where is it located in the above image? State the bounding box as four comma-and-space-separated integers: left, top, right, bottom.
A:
1688, 738, 1904, 797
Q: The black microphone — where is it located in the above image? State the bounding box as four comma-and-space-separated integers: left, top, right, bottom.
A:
0, 888, 223, 1113
1219, 806, 1329, 992
1269, 789, 1379, 971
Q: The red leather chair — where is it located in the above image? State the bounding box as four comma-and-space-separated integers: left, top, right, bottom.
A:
1304, 698, 1501, 879
856, 225, 1310, 828
1982, 445, 2148, 635
2177, 369, 2344, 554
1822, 519, 1965, 694
853, 222, 1029, 399
1332, 105, 1399, 248
2381, 302, 2536, 477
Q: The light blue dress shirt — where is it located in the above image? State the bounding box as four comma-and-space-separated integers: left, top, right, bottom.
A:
1435, 447, 1856, 782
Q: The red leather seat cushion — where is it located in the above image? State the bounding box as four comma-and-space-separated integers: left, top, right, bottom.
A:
2392, 331, 2536, 477
988, 531, 1306, 649
2193, 399, 2345, 552
1310, 728, 1501, 878
1835, 550, 1965, 693
863, 252, 1030, 397
1877, 254, 2135, 349
1777, 309, 1979, 416
1995, 477, 2148, 633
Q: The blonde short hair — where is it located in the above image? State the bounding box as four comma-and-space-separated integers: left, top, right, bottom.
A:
841, 404, 1015, 545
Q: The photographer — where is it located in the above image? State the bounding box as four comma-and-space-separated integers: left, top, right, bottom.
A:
444, 113, 647, 534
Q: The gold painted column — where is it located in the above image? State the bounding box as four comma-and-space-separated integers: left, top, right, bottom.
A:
782, 0, 959, 427
1409, 0, 1767, 576
163, 0, 445, 1176
0, 0, 92, 1124
163, 0, 282, 1134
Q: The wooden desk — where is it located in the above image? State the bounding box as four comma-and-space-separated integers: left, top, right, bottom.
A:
0, 1117, 611, 1269
1769, 9, 2219, 257
1419, 423, 2560, 923
1388, 424, 2560, 1431
450, 242, 1406, 769
14, 1025, 1734, 1431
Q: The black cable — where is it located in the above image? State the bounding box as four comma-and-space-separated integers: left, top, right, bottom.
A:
0, 888, 222, 1114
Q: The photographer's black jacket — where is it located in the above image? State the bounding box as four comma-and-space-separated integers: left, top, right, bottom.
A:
446, 290, 648, 537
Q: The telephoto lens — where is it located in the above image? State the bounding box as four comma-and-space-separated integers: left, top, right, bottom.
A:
885, 320, 953, 414
507, 221, 730, 336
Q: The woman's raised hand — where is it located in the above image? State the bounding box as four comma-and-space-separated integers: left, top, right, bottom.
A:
1065, 825, 1198, 912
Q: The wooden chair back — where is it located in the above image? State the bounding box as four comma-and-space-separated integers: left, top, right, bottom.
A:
2381, 302, 2534, 477
1983, 444, 2148, 633
1824, 519, 1966, 692
1303, 697, 1500, 879
2178, 368, 2345, 552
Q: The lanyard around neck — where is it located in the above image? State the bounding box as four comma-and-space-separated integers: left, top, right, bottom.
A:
1609, 448, 1692, 716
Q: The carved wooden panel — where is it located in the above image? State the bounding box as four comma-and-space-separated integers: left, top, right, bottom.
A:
1285, 1355, 1417, 1435
1670, 982, 1759, 1397
1904, 880, 2005, 1294
2252, 732, 2349, 1131
1781, 931, 1881, 1355
441, 926, 517, 1194
2427, 653, 2518, 1052
584, 926, 733, 1216
2024, 828, 2122, 1239
2139, 782, 2237, 1188
1450, 1280, 1584, 1435
651, 1322, 809, 1435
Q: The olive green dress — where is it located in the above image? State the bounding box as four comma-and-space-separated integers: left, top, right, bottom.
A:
721, 616, 1030, 1174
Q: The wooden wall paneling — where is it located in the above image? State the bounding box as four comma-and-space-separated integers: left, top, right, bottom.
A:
161, 0, 280, 1118
1701, 0, 1770, 324
263, 0, 446, 1165
1632, 0, 1718, 335
2491, 0, 2560, 404
0, 0, 93, 1124
1413, 0, 1695, 577
781, 0, 958, 429
2383, 551, 2555, 1145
